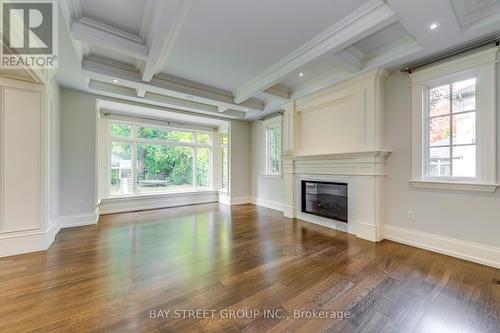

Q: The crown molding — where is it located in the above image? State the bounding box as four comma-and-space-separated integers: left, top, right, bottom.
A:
71, 17, 149, 60
291, 37, 421, 101
232, 0, 397, 103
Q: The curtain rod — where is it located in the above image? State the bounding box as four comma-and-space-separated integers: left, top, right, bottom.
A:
101, 111, 219, 132
401, 35, 500, 74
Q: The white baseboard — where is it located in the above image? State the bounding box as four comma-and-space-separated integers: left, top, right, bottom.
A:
99, 191, 218, 215
356, 221, 379, 242
58, 213, 99, 229
230, 196, 253, 205
0, 221, 61, 258
384, 225, 500, 269
218, 193, 252, 206
251, 197, 285, 212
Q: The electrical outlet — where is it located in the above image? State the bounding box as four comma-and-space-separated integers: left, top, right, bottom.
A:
407, 211, 416, 221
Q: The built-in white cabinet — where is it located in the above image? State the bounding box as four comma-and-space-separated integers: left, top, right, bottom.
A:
0, 77, 54, 257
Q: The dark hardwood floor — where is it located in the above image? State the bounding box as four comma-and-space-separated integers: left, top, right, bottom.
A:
0, 203, 498, 333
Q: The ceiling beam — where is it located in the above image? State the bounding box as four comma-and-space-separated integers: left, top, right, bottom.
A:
89, 80, 246, 119
329, 49, 364, 73
137, 88, 146, 97
141, 0, 193, 82
152, 73, 264, 112
71, 17, 149, 60
82, 57, 264, 114
291, 36, 422, 100
232, 0, 397, 103
262, 84, 291, 102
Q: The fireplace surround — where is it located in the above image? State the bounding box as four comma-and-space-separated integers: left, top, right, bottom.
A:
283, 151, 390, 242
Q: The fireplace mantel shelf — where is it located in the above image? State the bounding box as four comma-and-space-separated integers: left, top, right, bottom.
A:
282, 150, 391, 161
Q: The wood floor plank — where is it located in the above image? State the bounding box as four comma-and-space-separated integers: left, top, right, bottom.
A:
0, 203, 498, 333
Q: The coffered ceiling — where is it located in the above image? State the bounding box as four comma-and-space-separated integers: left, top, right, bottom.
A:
55, 0, 500, 120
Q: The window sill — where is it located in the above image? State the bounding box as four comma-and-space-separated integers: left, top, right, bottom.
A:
409, 180, 498, 193
262, 174, 282, 179
105, 189, 218, 202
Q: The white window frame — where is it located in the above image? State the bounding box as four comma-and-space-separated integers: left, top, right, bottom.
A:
107, 118, 214, 198
423, 73, 478, 181
264, 117, 282, 177
410, 47, 498, 192
219, 127, 229, 192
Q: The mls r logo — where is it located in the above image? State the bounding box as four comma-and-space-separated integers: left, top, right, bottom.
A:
2, 1, 53, 55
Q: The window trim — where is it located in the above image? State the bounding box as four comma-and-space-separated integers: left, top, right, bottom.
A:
263, 117, 282, 177
409, 47, 498, 192
107, 119, 214, 198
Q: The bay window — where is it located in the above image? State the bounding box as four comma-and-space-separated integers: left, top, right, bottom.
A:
108, 121, 213, 197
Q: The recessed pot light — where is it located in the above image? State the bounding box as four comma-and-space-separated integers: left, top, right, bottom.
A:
112, 79, 119, 83
429, 22, 440, 30
298, 72, 304, 77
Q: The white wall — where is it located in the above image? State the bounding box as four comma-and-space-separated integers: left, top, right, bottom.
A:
60, 89, 97, 217
384, 72, 500, 248
50, 80, 61, 222
230, 120, 252, 200
250, 119, 284, 209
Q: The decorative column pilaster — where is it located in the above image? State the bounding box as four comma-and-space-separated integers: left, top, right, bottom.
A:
283, 158, 296, 218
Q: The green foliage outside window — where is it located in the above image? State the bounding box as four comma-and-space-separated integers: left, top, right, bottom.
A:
269, 127, 280, 173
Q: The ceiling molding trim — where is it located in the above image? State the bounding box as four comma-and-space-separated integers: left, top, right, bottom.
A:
58, 0, 81, 23
137, 88, 146, 97
89, 80, 245, 119
262, 84, 291, 102
142, 0, 193, 82
151, 73, 264, 112
291, 37, 422, 101
449, 0, 500, 32
58, 0, 84, 61
232, 0, 397, 103
82, 57, 261, 115
329, 48, 364, 73
90, 84, 243, 123
71, 17, 149, 60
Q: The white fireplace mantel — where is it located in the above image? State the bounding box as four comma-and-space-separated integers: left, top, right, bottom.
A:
282, 151, 390, 242
279, 68, 390, 242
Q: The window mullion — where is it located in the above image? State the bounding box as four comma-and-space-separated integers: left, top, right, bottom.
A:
193, 147, 197, 189
131, 125, 137, 195
449, 84, 453, 177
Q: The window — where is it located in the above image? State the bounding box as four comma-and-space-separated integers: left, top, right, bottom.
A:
426, 78, 476, 179
265, 118, 281, 176
410, 47, 497, 191
220, 130, 229, 190
108, 121, 212, 196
